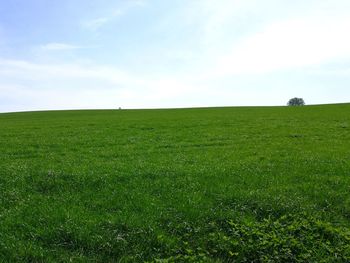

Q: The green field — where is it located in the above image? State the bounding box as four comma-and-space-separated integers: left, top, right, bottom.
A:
1, 104, 350, 262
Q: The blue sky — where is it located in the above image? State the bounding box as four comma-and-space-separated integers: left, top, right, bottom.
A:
1, 0, 350, 112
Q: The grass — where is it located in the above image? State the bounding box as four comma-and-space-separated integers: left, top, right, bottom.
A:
0, 104, 350, 262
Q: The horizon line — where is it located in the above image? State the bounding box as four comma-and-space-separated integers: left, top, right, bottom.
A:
1, 102, 349, 115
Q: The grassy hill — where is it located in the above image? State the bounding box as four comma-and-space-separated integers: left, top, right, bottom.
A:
1, 104, 350, 262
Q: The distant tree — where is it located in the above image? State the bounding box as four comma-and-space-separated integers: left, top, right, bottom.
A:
287, 97, 305, 106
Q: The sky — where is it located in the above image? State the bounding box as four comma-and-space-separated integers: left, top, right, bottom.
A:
0, 0, 350, 112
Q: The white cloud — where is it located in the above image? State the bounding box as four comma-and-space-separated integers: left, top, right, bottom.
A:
81, 0, 145, 31
128, 0, 147, 7
154, 0, 350, 78
81, 17, 111, 31
308, 67, 350, 76
0, 58, 202, 112
0, 58, 131, 84
40, 43, 82, 51
209, 15, 350, 76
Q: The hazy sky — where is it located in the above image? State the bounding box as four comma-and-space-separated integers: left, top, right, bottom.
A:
1, 0, 350, 112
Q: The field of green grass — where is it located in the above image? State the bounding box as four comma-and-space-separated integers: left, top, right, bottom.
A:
0, 104, 350, 262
